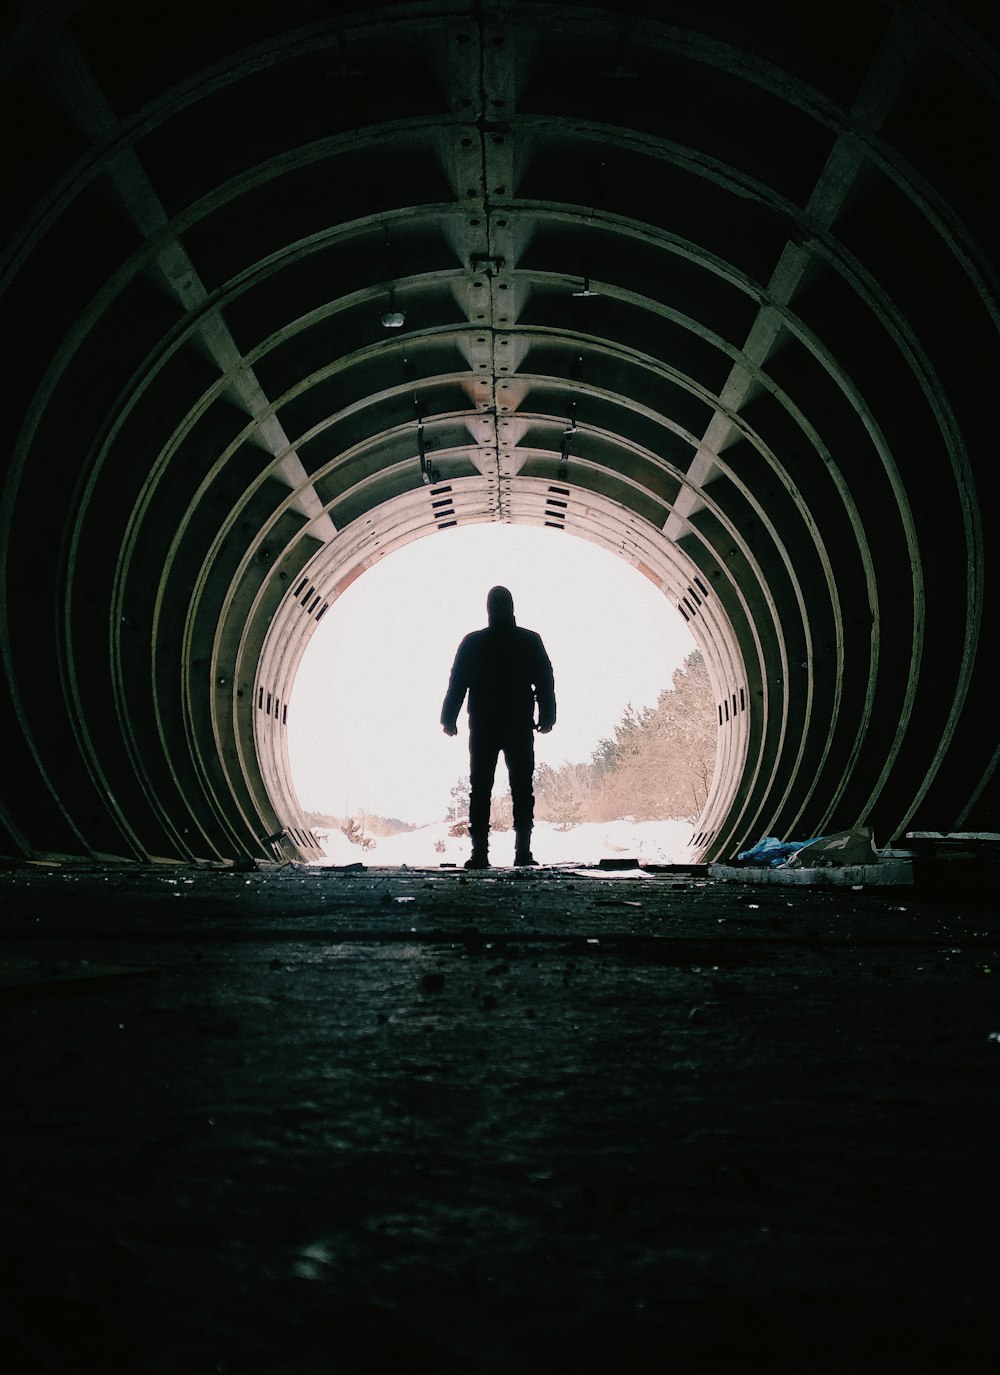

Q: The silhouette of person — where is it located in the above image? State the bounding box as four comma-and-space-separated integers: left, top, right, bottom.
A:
441, 586, 556, 869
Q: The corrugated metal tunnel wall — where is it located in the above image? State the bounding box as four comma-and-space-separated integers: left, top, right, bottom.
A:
1, 0, 996, 865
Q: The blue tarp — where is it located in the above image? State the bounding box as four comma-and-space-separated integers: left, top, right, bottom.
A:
736, 835, 823, 867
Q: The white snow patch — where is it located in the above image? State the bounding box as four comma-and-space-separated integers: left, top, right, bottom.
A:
312, 817, 695, 868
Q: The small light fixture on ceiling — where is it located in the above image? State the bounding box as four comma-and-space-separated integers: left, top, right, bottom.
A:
572, 275, 599, 297
381, 288, 405, 328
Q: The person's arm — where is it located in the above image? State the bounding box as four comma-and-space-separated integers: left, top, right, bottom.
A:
441, 638, 471, 735
533, 635, 556, 733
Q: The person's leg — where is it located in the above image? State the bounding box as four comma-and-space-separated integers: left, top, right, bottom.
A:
504, 728, 537, 865
468, 722, 500, 867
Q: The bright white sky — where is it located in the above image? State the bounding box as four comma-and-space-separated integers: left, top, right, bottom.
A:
287, 523, 697, 824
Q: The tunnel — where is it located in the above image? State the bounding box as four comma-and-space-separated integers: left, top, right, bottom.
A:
3, 7, 1000, 1369
1, 0, 997, 866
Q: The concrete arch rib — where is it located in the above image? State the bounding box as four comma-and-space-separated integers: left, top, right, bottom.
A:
253, 488, 751, 862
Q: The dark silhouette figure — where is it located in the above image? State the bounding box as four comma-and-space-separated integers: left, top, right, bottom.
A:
441, 586, 556, 868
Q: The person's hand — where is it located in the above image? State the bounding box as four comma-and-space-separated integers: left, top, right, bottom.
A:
442, 723, 458, 737
537, 722, 553, 734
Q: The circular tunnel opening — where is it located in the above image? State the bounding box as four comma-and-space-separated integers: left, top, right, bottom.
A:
283, 521, 713, 865
255, 487, 750, 864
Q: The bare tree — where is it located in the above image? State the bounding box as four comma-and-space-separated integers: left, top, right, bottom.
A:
446, 777, 470, 823
536, 761, 588, 829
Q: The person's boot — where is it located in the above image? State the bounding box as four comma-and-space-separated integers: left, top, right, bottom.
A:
514, 831, 537, 867
465, 835, 490, 869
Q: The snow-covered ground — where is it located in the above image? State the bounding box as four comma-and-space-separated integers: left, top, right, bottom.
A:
313, 817, 695, 868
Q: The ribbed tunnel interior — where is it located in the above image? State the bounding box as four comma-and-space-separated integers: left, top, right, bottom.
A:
2, 0, 996, 866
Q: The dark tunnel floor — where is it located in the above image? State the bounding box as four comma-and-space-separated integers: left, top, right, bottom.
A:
0, 862, 997, 1374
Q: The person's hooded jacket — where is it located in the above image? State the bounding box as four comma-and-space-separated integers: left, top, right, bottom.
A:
440, 587, 556, 734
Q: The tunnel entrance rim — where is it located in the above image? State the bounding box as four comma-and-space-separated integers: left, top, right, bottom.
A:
250, 483, 750, 862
